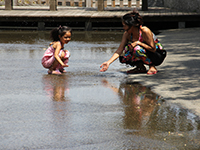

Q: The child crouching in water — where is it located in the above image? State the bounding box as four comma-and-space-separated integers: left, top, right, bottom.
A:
42, 26, 72, 75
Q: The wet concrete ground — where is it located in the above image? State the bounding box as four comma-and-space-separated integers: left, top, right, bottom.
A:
0, 29, 200, 149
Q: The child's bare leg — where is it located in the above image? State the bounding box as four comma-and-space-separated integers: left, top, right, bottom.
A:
59, 59, 68, 73
48, 60, 61, 75
59, 51, 69, 73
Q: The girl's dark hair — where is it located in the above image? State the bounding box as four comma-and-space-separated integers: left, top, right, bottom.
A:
122, 10, 143, 27
50, 26, 72, 41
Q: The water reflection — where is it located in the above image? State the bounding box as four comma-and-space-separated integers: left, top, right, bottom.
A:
119, 83, 159, 131
42, 74, 72, 144
102, 79, 200, 148
102, 80, 160, 131
42, 74, 70, 101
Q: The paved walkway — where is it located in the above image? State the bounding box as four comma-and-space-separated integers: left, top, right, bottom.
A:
123, 27, 200, 117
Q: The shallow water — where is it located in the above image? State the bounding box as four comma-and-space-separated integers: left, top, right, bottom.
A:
0, 30, 200, 149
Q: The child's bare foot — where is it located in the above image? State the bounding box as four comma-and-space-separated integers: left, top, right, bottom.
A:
48, 69, 62, 75
147, 65, 157, 75
60, 69, 67, 73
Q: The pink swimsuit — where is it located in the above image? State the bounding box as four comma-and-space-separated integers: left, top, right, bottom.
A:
41, 45, 70, 69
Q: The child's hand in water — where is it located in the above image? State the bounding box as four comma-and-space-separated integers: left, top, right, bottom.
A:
100, 62, 109, 72
62, 64, 69, 67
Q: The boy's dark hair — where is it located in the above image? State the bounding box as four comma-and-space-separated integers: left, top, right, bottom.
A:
122, 10, 143, 27
50, 26, 72, 41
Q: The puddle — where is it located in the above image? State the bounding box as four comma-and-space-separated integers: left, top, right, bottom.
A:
102, 80, 200, 149
0, 30, 200, 149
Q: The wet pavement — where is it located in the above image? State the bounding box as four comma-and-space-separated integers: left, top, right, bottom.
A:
0, 29, 200, 149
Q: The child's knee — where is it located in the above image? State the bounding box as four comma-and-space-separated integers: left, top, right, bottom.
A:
60, 51, 66, 59
64, 50, 70, 58
59, 50, 70, 59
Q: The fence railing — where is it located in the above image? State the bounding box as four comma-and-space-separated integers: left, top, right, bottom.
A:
3, 0, 148, 11
54, 0, 141, 8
